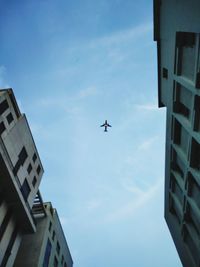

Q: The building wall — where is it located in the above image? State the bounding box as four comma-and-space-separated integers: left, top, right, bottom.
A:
0, 198, 22, 267
0, 89, 72, 267
0, 89, 44, 266
3, 115, 43, 208
14, 202, 73, 267
0, 89, 44, 233
154, 1, 200, 266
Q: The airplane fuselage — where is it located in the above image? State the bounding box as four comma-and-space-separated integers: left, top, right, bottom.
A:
100, 120, 112, 132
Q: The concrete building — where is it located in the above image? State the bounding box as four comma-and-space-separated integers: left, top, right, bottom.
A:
14, 202, 73, 267
0, 88, 73, 266
154, 1, 200, 266
0, 88, 44, 266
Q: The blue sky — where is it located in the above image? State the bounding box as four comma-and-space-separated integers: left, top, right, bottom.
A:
0, 1, 182, 266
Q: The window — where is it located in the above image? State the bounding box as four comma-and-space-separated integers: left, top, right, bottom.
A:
37, 164, 41, 175
172, 118, 189, 157
61, 255, 64, 265
194, 95, 200, 131
54, 256, 58, 267
187, 172, 200, 209
50, 206, 54, 217
190, 138, 200, 170
52, 230, 55, 241
170, 173, 184, 205
32, 153, 37, 163
0, 209, 12, 241
171, 148, 185, 179
32, 176, 37, 187
0, 121, 6, 135
1, 225, 18, 267
14, 146, 28, 175
49, 221, 52, 232
56, 241, 60, 255
173, 83, 192, 119
27, 163, 33, 174
172, 118, 181, 145
182, 225, 199, 266
175, 32, 196, 81
0, 99, 9, 115
162, 68, 168, 79
21, 179, 31, 201
6, 113, 14, 124
19, 147, 28, 165
169, 194, 181, 225
43, 239, 52, 267
196, 71, 200, 88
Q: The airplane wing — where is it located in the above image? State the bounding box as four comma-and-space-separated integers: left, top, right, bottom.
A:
100, 123, 105, 127
107, 123, 112, 127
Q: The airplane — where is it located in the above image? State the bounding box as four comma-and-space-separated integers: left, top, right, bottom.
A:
100, 120, 112, 132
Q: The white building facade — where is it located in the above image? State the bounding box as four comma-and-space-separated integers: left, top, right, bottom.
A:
154, 1, 200, 266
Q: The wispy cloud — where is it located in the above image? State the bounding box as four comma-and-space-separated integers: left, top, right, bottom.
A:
86, 199, 102, 212
77, 86, 99, 99
89, 22, 153, 48
135, 103, 158, 111
138, 136, 158, 151
103, 179, 161, 223
37, 86, 99, 109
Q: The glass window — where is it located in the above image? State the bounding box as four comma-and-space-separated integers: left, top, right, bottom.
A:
175, 32, 196, 81
54, 256, 58, 267
27, 163, 33, 174
6, 112, 14, 124
0, 121, 6, 135
37, 164, 41, 175
32, 153, 37, 163
56, 241, 60, 255
32, 176, 37, 187
0, 99, 9, 115
21, 179, 31, 201
52, 230, 55, 241
49, 221, 52, 232
18, 147, 28, 166
43, 239, 52, 267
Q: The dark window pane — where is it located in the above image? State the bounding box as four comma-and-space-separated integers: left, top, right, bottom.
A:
52, 231, 55, 241
0, 99, 9, 115
37, 165, 41, 175
21, 179, 31, 201
27, 163, 32, 174
43, 239, 52, 267
163, 68, 168, 79
32, 153, 37, 163
176, 32, 196, 80
0, 210, 12, 241
56, 241, 60, 255
6, 113, 14, 124
32, 176, 37, 187
14, 147, 28, 175
1, 225, 18, 267
49, 221, 52, 232
190, 138, 200, 170
0, 121, 6, 135
54, 256, 58, 267
18, 147, 28, 166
